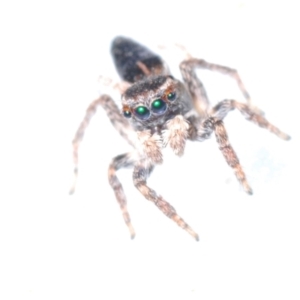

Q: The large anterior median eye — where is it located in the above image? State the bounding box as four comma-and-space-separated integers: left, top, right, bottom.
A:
134, 106, 150, 119
151, 99, 167, 114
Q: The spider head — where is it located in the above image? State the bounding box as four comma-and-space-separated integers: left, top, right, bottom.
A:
122, 75, 191, 130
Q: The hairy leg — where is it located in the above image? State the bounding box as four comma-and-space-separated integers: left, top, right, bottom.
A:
108, 153, 136, 239
211, 99, 290, 192
210, 99, 290, 140
180, 59, 210, 116
186, 114, 252, 193
180, 58, 255, 116
132, 161, 199, 241
189, 99, 290, 193
213, 119, 253, 194
70, 94, 136, 194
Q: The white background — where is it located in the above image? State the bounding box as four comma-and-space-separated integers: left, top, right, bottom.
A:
1, 1, 299, 299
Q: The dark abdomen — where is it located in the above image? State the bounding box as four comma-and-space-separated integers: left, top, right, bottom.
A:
111, 36, 166, 83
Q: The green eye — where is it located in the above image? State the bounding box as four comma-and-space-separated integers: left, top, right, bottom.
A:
167, 92, 176, 101
123, 110, 132, 118
151, 99, 167, 114
134, 106, 150, 119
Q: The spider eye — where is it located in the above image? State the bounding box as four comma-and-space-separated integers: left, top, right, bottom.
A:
123, 110, 132, 118
134, 106, 150, 119
167, 92, 176, 101
151, 99, 167, 114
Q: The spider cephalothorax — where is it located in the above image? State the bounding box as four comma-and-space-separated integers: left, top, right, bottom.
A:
122, 75, 193, 131
70, 36, 290, 241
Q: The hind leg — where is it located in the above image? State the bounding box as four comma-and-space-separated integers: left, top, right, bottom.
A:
180, 58, 257, 116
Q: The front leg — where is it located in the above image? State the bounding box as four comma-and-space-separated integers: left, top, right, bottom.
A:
187, 115, 253, 194
70, 94, 136, 194
133, 160, 199, 241
212, 99, 290, 193
213, 118, 253, 194
190, 99, 290, 194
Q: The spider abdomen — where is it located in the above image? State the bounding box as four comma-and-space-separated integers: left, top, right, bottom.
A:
111, 36, 168, 83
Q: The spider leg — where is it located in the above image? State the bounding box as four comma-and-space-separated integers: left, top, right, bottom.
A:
108, 153, 136, 239
211, 97, 290, 193
213, 118, 253, 194
186, 114, 253, 193
132, 161, 199, 241
180, 59, 210, 116
210, 99, 290, 140
180, 58, 256, 115
191, 99, 290, 194
212, 99, 290, 191
70, 94, 136, 194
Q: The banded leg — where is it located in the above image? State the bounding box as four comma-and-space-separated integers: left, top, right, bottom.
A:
133, 161, 199, 241
69, 94, 136, 194
108, 153, 135, 239
180, 58, 254, 116
210, 99, 290, 140
194, 99, 290, 194
186, 114, 252, 193
213, 119, 253, 194
180, 59, 210, 116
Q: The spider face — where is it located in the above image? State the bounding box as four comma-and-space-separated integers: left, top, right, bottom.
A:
122, 75, 190, 130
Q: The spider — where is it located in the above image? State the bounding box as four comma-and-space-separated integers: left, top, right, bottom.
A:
70, 36, 290, 241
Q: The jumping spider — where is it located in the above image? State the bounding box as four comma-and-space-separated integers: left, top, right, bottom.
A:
70, 36, 290, 241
